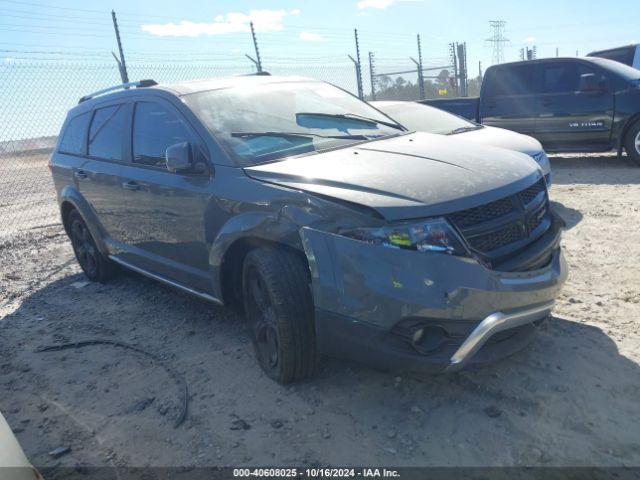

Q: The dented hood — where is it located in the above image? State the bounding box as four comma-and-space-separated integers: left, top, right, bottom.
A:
244, 132, 542, 221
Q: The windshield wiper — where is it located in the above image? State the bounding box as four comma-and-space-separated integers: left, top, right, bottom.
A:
296, 112, 405, 131
230, 131, 372, 140
446, 125, 483, 135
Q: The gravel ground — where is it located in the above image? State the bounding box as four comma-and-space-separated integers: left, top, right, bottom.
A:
0, 153, 639, 469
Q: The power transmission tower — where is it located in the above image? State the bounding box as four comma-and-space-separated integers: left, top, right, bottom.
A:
486, 20, 509, 65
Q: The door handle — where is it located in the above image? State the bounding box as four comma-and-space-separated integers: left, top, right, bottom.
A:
122, 180, 141, 191
74, 170, 88, 180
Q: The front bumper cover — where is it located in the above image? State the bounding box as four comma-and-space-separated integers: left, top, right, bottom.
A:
300, 219, 567, 371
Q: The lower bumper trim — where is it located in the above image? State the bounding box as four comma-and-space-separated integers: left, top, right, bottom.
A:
446, 301, 555, 371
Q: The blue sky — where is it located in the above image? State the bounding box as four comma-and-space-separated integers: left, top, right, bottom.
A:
1, 0, 638, 73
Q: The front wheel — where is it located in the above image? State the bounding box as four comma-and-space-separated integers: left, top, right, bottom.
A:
242, 247, 317, 384
624, 120, 640, 165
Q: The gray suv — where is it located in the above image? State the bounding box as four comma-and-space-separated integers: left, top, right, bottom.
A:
50, 75, 567, 383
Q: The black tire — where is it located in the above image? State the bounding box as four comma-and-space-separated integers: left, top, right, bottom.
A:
242, 247, 317, 383
624, 120, 640, 166
67, 209, 116, 282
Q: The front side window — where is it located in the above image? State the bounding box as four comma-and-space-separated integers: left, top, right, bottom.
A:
88, 104, 126, 161
540, 63, 597, 94
133, 102, 193, 167
183, 81, 403, 166
59, 112, 90, 155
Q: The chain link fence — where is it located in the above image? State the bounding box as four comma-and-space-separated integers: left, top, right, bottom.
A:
0, 58, 437, 237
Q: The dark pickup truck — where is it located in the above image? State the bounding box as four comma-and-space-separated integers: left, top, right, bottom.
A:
423, 57, 640, 164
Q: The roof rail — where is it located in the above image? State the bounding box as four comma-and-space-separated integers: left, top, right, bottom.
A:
78, 79, 158, 104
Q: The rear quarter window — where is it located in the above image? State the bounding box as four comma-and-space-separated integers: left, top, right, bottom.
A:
484, 64, 535, 97
59, 112, 90, 155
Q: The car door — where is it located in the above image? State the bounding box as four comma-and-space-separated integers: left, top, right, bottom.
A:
534, 60, 614, 151
480, 63, 537, 135
115, 98, 213, 292
77, 102, 130, 243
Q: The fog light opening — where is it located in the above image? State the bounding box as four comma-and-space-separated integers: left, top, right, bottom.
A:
411, 325, 449, 355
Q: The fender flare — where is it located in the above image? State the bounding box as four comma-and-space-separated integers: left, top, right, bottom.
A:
58, 186, 109, 255
208, 210, 303, 302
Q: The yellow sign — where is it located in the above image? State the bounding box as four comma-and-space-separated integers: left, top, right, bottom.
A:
438, 88, 448, 96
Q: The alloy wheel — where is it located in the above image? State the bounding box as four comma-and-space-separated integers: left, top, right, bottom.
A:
70, 217, 98, 277
246, 270, 279, 370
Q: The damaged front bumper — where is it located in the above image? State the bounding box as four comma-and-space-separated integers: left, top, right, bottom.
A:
300, 220, 567, 372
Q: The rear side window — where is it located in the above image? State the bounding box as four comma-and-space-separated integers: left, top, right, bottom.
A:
59, 112, 90, 155
88, 104, 126, 161
484, 64, 534, 97
132, 102, 193, 167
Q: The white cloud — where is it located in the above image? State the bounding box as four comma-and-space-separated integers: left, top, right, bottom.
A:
141, 9, 299, 37
299, 31, 327, 42
525, 36, 535, 44
357, 0, 395, 9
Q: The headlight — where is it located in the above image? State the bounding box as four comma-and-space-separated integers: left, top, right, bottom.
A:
530, 151, 548, 165
339, 218, 468, 255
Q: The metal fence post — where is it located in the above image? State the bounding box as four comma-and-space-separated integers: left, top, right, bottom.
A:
353, 29, 364, 99
111, 10, 129, 84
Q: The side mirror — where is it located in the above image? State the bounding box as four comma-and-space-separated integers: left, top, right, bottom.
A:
165, 142, 193, 173
578, 73, 604, 93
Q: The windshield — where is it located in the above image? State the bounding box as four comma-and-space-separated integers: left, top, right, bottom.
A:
373, 102, 479, 135
183, 81, 404, 165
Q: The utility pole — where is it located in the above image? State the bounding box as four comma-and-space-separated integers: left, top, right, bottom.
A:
457, 42, 467, 96
245, 21, 263, 73
350, 28, 364, 100
556, 47, 559, 57
478, 61, 482, 79
111, 10, 129, 84
368, 51, 376, 100
449, 42, 459, 96
486, 20, 509, 64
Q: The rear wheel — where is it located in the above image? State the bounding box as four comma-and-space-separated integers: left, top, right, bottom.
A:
624, 120, 640, 165
67, 209, 116, 282
242, 247, 317, 384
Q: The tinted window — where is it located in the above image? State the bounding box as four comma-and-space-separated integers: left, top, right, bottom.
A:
88, 105, 126, 160
484, 64, 534, 97
540, 63, 598, 94
133, 102, 193, 167
59, 112, 90, 155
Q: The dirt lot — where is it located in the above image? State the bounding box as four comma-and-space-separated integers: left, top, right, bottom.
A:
1, 153, 639, 469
